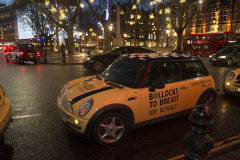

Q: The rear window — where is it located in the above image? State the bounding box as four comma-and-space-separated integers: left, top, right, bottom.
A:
182, 62, 209, 79
19, 44, 36, 50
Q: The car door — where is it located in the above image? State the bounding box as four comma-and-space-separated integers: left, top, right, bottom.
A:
138, 62, 189, 123
233, 48, 240, 63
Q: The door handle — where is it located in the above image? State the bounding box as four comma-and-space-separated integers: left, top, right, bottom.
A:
180, 85, 188, 89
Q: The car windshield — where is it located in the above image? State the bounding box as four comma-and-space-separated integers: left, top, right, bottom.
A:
218, 47, 237, 54
101, 57, 148, 88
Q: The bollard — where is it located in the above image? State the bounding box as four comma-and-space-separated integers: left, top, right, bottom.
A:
184, 105, 214, 160
44, 51, 47, 63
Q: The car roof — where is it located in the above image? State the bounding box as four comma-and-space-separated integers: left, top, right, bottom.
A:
121, 53, 201, 62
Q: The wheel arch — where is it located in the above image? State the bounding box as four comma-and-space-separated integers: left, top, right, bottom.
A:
195, 87, 217, 107
84, 104, 135, 139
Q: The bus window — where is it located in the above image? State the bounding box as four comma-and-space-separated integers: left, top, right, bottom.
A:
227, 34, 236, 38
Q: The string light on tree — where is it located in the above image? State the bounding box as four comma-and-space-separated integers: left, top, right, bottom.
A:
90, 0, 94, 3
180, 0, 186, 3
149, 14, 154, 19
45, 0, 50, 6
80, 3, 85, 8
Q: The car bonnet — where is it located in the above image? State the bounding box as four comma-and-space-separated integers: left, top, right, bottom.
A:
62, 77, 124, 106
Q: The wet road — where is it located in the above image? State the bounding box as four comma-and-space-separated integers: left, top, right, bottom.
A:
0, 52, 240, 160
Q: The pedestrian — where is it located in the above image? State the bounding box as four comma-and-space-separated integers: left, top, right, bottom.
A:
61, 43, 66, 62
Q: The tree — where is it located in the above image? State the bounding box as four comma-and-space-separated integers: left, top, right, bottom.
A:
14, 0, 57, 50
84, 0, 112, 53
170, 0, 200, 54
29, 0, 82, 54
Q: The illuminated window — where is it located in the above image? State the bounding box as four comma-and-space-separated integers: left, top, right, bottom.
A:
130, 14, 134, 19
159, 10, 162, 14
139, 42, 144, 46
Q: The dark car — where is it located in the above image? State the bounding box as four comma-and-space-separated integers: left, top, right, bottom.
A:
83, 46, 156, 72
5, 44, 41, 64
209, 46, 240, 66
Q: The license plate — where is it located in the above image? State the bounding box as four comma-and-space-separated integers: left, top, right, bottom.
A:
212, 59, 217, 61
238, 88, 240, 92
28, 53, 34, 55
58, 108, 66, 123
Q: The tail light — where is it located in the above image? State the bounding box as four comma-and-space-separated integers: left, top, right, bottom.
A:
37, 52, 40, 57
21, 52, 24, 55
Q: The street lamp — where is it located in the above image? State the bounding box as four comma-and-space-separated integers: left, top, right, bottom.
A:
110, 25, 113, 50
166, 29, 170, 47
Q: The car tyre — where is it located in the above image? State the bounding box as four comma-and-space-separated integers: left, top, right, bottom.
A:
16, 57, 21, 64
226, 59, 233, 66
93, 61, 104, 72
93, 112, 128, 146
196, 92, 216, 111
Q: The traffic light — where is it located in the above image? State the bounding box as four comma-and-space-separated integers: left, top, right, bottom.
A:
30, 38, 32, 43
1, 38, 3, 43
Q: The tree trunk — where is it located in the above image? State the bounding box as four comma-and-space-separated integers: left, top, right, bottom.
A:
176, 31, 182, 54
103, 21, 111, 53
67, 21, 75, 54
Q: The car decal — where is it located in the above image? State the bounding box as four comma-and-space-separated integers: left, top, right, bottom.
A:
70, 87, 114, 105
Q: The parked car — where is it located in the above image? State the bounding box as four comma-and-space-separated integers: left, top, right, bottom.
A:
223, 68, 240, 96
0, 84, 12, 143
209, 47, 240, 66
5, 44, 41, 64
58, 53, 216, 146
83, 46, 156, 72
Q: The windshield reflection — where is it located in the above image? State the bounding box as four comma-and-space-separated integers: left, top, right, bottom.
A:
101, 57, 148, 88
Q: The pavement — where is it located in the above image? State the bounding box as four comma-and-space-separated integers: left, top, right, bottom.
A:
38, 50, 240, 159
39, 49, 102, 64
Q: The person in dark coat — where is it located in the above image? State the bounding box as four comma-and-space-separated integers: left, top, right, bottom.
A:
61, 43, 66, 62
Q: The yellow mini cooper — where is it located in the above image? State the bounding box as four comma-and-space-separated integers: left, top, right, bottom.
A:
57, 53, 216, 146
223, 68, 240, 96
0, 85, 12, 142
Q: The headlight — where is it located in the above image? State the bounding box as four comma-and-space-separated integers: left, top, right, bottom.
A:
0, 85, 5, 96
219, 56, 226, 58
209, 55, 212, 58
61, 82, 69, 94
227, 72, 235, 81
79, 98, 94, 116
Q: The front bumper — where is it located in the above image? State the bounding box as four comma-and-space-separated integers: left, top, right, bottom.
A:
223, 82, 240, 96
57, 96, 90, 138
209, 58, 227, 63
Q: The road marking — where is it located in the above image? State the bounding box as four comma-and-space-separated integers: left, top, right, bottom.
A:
12, 113, 43, 119
167, 134, 240, 160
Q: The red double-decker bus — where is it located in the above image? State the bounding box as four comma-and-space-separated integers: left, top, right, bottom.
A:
182, 32, 237, 57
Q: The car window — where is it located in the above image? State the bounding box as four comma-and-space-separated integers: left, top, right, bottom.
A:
101, 57, 148, 88
19, 44, 35, 50
218, 47, 237, 53
144, 62, 182, 87
182, 62, 208, 79
111, 48, 123, 54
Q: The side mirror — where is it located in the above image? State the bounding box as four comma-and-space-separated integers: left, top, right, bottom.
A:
148, 79, 165, 92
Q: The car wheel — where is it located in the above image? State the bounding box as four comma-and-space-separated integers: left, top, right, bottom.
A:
226, 59, 233, 66
93, 112, 128, 146
196, 92, 216, 111
93, 61, 104, 72
16, 57, 21, 64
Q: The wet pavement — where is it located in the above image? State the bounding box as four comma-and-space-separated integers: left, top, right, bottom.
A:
0, 51, 240, 160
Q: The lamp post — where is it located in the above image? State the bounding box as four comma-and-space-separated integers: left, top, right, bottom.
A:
166, 29, 170, 47
110, 25, 113, 50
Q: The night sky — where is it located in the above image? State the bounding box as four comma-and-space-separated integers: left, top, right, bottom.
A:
0, 0, 14, 5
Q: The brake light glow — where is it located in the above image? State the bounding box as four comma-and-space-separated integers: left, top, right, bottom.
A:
37, 52, 40, 57
21, 52, 24, 55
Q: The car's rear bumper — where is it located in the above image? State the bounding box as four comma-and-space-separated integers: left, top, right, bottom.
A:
20, 57, 40, 62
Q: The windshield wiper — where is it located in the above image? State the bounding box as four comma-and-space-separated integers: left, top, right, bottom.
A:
96, 74, 102, 80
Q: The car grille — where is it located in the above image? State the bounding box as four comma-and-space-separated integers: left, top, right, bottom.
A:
61, 97, 73, 113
